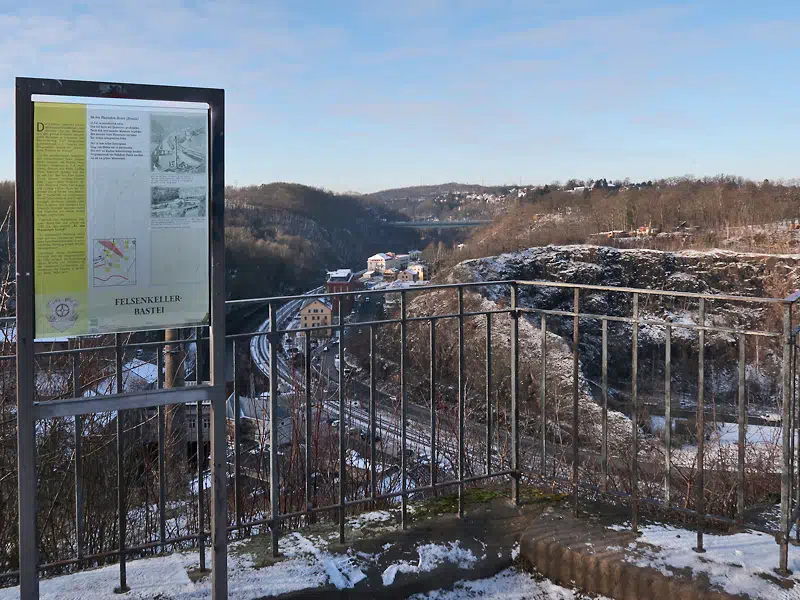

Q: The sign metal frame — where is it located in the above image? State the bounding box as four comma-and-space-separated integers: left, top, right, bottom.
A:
15, 77, 227, 599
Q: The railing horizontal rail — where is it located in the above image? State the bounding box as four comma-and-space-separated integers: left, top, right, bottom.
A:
33, 385, 220, 419
517, 307, 783, 337
224, 280, 518, 306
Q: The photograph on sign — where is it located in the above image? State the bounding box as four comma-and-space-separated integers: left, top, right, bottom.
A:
33, 102, 210, 338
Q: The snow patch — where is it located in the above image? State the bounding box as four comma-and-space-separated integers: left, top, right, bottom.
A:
349, 510, 394, 529
615, 522, 800, 598
382, 541, 477, 586
407, 567, 613, 599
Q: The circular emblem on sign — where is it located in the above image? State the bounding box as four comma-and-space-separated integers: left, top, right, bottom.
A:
46, 298, 79, 333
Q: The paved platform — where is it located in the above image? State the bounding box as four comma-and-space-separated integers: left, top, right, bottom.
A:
259, 489, 554, 599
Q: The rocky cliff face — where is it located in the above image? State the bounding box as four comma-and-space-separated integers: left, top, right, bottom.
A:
455, 245, 800, 297
452, 246, 800, 416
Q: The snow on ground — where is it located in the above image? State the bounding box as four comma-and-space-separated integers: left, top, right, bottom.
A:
0, 517, 384, 600
0, 553, 193, 600
382, 541, 477, 586
280, 531, 367, 589
0, 543, 332, 600
348, 509, 394, 529
407, 567, 611, 599
609, 522, 800, 599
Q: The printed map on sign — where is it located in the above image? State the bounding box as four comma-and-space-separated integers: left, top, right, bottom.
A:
93, 238, 136, 287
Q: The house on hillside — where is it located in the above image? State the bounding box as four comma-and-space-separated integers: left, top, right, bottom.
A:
396, 269, 417, 283
406, 263, 427, 281
360, 270, 382, 284
90, 357, 159, 396
225, 392, 295, 448
368, 252, 410, 272
408, 249, 422, 261
299, 298, 333, 337
367, 253, 391, 272
186, 401, 211, 443
393, 254, 411, 270
383, 268, 399, 282
326, 269, 360, 315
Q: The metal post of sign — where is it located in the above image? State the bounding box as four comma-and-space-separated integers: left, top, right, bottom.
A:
207, 86, 227, 598
15, 78, 226, 599
15, 76, 39, 600
115, 333, 128, 593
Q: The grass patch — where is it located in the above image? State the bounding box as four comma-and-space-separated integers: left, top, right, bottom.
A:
519, 487, 568, 505
230, 535, 287, 569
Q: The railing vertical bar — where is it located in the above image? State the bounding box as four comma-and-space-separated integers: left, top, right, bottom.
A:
401, 291, 409, 527
791, 335, 795, 510
269, 303, 280, 556
338, 301, 346, 542
430, 321, 437, 492
795, 333, 800, 542
664, 325, 671, 507
72, 351, 84, 562
601, 318, 608, 492
115, 332, 128, 592
305, 332, 314, 522
695, 298, 705, 553
369, 324, 377, 504
196, 327, 205, 571
486, 312, 492, 476
156, 346, 166, 552
208, 86, 228, 600
196, 326, 203, 384
572, 288, 580, 517
511, 283, 520, 504
631, 294, 639, 534
737, 333, 746, 525
780, 302, 793, 574
457, 287, 465, 518
197, 396, 205, 570
233, 340, 241, 530
540, 314, 547, 477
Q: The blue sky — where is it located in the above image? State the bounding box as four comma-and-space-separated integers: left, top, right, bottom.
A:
2, 0, 800, 192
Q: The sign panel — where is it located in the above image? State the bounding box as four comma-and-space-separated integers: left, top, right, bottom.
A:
33, 101, 210, 337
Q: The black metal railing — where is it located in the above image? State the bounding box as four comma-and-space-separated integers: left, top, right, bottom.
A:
3, 279, 800, 594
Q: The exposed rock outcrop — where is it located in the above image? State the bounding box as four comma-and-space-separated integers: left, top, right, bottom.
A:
452, 246, 800, 415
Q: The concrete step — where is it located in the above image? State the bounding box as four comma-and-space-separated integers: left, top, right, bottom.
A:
519, 508, 744, 600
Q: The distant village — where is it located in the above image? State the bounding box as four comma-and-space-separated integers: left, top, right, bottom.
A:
296, 250, 430, 338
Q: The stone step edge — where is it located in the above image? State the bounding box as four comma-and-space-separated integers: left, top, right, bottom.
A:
518, 534, 742, 600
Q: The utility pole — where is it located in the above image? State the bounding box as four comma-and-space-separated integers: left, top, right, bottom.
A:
165, 328, 186, 464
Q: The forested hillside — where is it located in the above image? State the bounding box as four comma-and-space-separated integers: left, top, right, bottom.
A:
430, 176, 800, 272
225, 183, 420, 298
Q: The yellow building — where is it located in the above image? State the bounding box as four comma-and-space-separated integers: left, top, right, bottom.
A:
299, 298, 333, 337
406, 263, 427, 281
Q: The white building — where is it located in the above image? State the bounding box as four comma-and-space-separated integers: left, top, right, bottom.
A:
367, 253, 391, 272
367, 252, 410, 272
